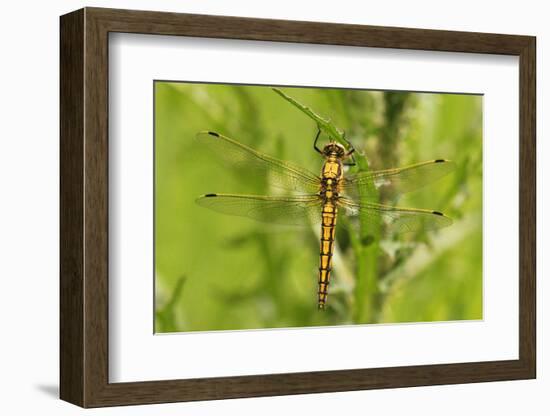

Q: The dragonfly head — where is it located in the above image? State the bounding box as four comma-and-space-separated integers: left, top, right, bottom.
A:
322, 142, 346, 159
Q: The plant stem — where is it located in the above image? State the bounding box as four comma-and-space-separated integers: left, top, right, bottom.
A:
351, 152, 381, 323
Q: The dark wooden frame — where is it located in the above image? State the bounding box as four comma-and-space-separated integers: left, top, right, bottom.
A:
60, 7, 536, 408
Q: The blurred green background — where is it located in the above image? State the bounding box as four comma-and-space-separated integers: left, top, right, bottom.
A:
154, 82, 482, 333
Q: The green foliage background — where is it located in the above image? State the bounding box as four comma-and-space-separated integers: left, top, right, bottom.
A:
155, 82, 482, 333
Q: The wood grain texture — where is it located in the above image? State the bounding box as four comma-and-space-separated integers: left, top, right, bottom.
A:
59, 8, 84, 406
518, 38, 536, 376
59, 7, 537, 408
83, 10, 110, 406
88, 7, 532, 54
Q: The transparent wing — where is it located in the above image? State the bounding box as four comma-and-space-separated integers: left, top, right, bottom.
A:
196, 193, 322, 226
338, 197, 452, 234
196, 131, 321, 193
343, 159, 455, 201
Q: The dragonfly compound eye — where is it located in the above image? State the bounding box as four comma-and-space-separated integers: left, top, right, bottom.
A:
323, 143, 346, 157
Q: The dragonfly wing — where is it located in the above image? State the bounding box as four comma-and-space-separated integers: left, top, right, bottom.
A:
196, 193, 322, 226
196, 131, 320, 194
343, 159, 455, 201
338, 197, 452, 234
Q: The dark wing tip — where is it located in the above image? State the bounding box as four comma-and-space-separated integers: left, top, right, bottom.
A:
434, 159, 446, 163
195, 193, 217, 205
207, 131, 220, 137
432, 211, 444, 216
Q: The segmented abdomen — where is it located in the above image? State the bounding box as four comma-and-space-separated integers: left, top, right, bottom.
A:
318, 202, 337, 309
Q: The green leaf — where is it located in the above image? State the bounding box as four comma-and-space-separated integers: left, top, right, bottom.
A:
272, 87, 346, 144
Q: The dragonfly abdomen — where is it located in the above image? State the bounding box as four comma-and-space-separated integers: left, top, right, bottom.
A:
318, 202, 337, 310
317, 156, 344, 310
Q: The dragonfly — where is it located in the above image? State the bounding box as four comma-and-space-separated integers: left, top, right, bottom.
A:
195, 130, 455, 310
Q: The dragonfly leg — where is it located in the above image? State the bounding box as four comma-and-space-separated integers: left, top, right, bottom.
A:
344, 152, 357, 167
342, 132, 356, 156
313, 128, 323, 154
343, 133, 356, 166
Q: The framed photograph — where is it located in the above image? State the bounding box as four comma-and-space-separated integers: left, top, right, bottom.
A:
60, 7, 536, 408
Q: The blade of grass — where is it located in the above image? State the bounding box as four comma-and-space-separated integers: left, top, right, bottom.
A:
351, 153, 381, 323
156, 275, 186, 332
272, 88, 346, 144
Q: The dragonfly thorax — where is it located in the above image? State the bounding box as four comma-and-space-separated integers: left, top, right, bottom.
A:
322, 142, 346, 159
